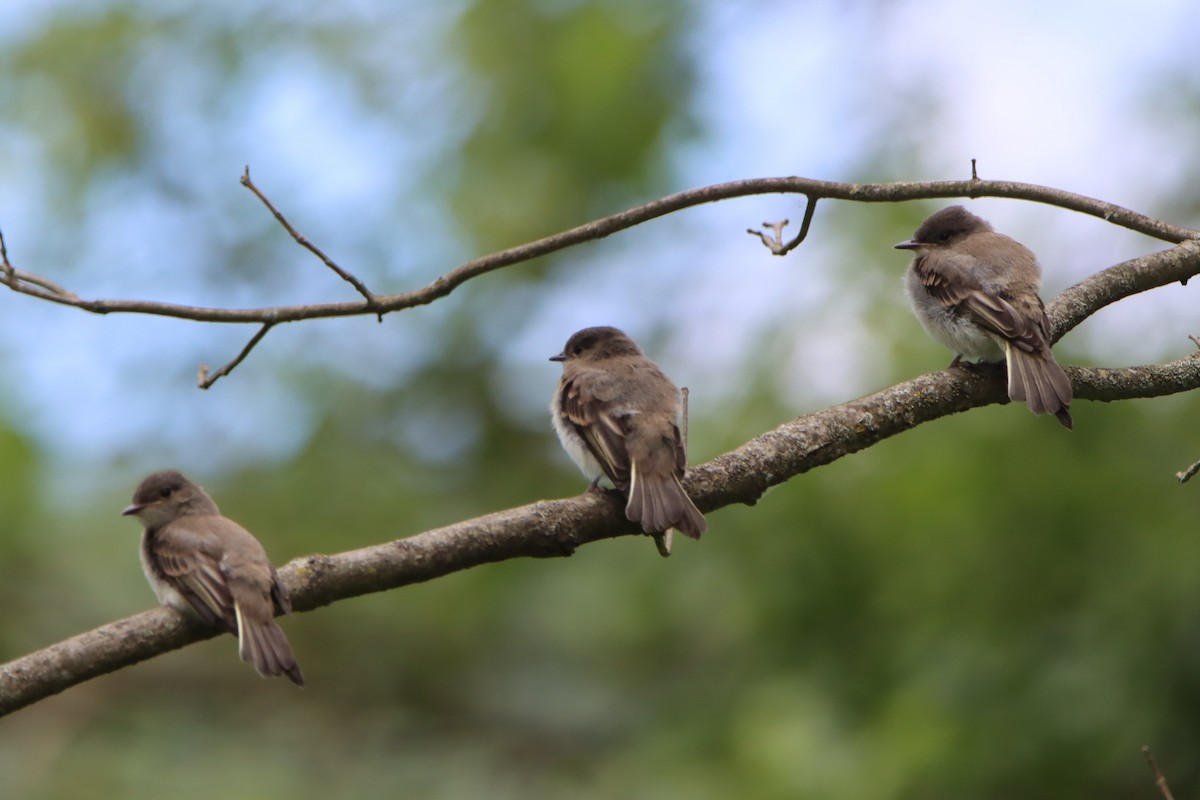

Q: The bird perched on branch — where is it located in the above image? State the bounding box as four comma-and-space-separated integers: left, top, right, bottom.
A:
122, 470, 304, 685
550, 326, 706, 556
896, 205, 1073, 428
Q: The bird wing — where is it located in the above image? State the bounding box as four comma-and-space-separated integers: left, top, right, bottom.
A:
963, 290, 1054, 356
912, 253, 981, 309
558, 369, 633, 491
148, 518, 235, 629
916, 253, 1051, 354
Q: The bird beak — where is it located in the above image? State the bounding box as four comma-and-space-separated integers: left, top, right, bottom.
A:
894, 239, 922, 250
121, 502, 143, 517
549, 352, 566, 362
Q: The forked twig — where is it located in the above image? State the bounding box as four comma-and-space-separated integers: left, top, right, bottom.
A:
747, 195, 819, 255
1142, 746, 1176, 800
241, 166, 381, 313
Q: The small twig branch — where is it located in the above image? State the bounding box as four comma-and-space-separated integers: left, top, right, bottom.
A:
1177, 459, 1200, 484
747, 218, 789, 251
746, 195, 820, 256
1142, 746, 1176, 800
240, 167, 381, 313
681, 386, 690, 450
197, 322, 275, 389
0, 231, 79, 300
1, 269, 80, 300
0, 226, 13, 282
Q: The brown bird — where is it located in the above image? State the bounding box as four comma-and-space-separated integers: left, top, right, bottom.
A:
122, 470, 304, 685
550, 326, 706, 554
895, 205, 1073, 428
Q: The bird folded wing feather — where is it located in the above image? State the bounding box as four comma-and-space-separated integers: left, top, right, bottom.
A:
914, 256, 979, 307
152, 522, 235, 628
559, 374, 633, 490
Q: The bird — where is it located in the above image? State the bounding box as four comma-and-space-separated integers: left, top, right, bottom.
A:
895, 205, 1073, 428
550, 326, 706, 555
122, 469, 304, 685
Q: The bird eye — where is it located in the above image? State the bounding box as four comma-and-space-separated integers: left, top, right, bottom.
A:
159, 486, 173, 498
938, 231, 952, 242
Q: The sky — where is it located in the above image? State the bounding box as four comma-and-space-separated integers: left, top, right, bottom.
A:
0, 0, 1196, 487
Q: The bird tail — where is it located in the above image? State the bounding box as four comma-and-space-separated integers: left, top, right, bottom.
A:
235, 602, 305, 686
1006, 344, 1073, 429
626, 461, 707, 539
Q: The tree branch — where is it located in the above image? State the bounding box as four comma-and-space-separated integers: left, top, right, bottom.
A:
3, 178, 1200, 715
2, 176, 1194, 327
2, 174, 1195, 385
1049, 240, 1200, 340
3, 347, 1198, 717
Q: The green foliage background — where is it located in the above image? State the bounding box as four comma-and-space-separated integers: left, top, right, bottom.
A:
1, 2, 1199, 798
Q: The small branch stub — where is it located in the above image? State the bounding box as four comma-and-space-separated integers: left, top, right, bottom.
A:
0, 227, 13, 282
747, 195, 819, 256
1142, 745, 1176, 800
197, 322, 275, 390
747, 219, 790, 253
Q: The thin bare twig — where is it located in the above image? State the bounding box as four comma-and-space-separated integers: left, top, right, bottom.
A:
197, 322, 275, 389
1142, 746, 1176, 800
1177, 459, 1200, 484
0, 231, 78, 299
2, 269, 79, 300
746, 195, 819, 255
240, 166, 380, 313
1179, 337, 1200, 482
747, 218, 789, 251
0, 226, 12, 282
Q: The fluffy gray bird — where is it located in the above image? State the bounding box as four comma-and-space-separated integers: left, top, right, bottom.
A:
550, 326, 706, 554
896, 205, 1073, 428
122, 470, 304, 685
